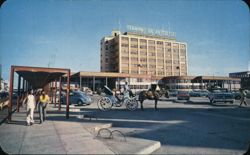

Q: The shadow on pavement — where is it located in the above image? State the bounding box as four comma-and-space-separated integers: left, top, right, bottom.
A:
3, 103, 250, 152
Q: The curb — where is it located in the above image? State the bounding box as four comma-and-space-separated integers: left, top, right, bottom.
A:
136, 141, 161, 154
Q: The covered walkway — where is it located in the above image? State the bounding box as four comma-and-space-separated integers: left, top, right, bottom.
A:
8, 66, 71, 121
0, 104, 114, 154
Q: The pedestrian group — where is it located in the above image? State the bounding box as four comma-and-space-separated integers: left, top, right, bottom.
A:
22, 89, 50, 126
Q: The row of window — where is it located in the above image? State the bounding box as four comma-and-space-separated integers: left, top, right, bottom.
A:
121, 37, 186, 48
120, 48, 186, 55
121, 43, 185, 50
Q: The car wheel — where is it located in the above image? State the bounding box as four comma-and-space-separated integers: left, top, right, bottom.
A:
77, 100, 83, 106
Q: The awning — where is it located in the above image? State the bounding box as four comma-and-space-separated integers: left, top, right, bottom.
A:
8, 66, 71, 121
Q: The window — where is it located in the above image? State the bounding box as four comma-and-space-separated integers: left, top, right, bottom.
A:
165, 42, 171, 46
158, 53, 164, 57
131, 57, 138, 61
131, 70, 138, 74
173, 60, 179, 64
157, 41, 163, 45
140, 58, 147, 62
140, 39, 147, 43
149, 59, 156, 62
122, 56, 129, 61
131, 38, 138, 42
149, 64, 156, 68
173, 49, 178, 53
148, 46, 155, 50
148, 40, 155, 44
122, 37, 128, 41
149, 52, 156, 56
122, 70, 129, 73
131, 50, 138, 55
131, 44, 138, 48
121, 43, 128, 47
140, 51, 147, 56
140, 45, 147, 49
166, 60, 172, 64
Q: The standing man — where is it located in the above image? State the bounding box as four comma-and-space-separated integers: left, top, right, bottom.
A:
124, 81, 134, 97
23, 90, 35, 126
39, 90, 50, 124
239, 89, 248, 107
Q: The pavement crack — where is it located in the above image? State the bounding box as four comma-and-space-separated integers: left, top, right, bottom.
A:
52, 121, 67, 154
18, 128, 27, 154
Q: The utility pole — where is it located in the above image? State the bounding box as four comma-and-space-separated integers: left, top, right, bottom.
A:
48, 54, 56, 68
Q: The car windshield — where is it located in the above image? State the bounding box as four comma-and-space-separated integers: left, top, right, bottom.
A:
76, 91, 87, 97
178, 91, 188, 94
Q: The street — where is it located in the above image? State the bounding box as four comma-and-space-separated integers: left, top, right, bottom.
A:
85, 95, 250, 154
1, 95, 249, 154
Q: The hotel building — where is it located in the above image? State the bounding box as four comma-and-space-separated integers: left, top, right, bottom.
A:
100, 30, 188, 77
61, 27, 241, 92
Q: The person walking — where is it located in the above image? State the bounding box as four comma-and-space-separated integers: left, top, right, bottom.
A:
23, 90, 35, 126
39, 90, 50, 124
239, 89, 248, 107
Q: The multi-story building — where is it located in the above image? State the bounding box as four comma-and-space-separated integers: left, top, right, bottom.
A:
229, 71, 250, 89
100, 30, 188, 77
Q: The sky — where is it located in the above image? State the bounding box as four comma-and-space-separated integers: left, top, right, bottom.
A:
0, 0, 249, 81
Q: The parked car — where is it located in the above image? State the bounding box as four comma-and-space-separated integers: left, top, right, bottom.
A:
189, 91, 200, 97
208, 92, 235, 104
199, 90, 209, 97
190, 90, 209, 97
177, 91, 190, 100
231, 91, 241, 100
168, 90, 178, 97
61, 91, 93, 106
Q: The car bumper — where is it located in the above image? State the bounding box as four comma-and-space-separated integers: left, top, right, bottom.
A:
177, 96, 190, 100
211, 99, 235, 102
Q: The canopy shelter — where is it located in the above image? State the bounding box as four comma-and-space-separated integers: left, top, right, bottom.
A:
8, 66, 71, 121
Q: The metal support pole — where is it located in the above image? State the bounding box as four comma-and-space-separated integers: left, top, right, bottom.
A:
22, 78, 25, 93
51, 82, 54, 105
59, 77, 62, 111
93, 76, 95, 91
23, 80, 26, 91
8, 67, 14, 121
79, 76, 82, 91
26, 81, 28, 91
66, 70, 70, 119
54, 80, 57, 108
117, 77, 120, 90
17, 75, 21, 112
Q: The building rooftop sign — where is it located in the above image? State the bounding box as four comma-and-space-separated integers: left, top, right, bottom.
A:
126, 25, 176, 39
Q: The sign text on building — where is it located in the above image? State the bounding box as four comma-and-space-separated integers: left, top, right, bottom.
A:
126, 25, 176, 38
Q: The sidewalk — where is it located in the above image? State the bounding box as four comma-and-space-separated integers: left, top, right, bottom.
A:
0, 105, 160, 154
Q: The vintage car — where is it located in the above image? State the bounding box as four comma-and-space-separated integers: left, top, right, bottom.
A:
208, 92, 235, 104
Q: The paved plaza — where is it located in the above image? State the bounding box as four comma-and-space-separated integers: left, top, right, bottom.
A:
0, 96, 250, 154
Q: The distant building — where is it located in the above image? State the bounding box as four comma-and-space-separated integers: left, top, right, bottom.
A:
161, 76, 241, 91
69, 72, 240, 92
100, 30, 187, 77
229, 71, 250, 90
